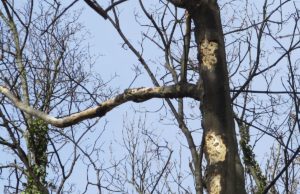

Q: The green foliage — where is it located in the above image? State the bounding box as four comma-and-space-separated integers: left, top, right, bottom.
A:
239, 123, 267, 193
28, 118, 48, 166
24, 118, 49, 194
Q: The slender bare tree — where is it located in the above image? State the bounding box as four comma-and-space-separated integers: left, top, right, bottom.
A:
0, 1, 112, 193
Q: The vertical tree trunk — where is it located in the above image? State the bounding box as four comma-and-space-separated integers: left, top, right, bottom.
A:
25, 119, 49, 194
187, 1, 246, 194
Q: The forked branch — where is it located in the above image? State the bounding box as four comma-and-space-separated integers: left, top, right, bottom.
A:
84, 0, 128, 19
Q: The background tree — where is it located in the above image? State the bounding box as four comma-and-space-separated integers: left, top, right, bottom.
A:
0, 1, 112, 193
1, 0, 300, 194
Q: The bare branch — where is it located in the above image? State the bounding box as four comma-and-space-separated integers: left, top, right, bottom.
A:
105, 0, 128, 12
0, 83, 199, 127
84, 0, 108, 19
41, 0, 80, 35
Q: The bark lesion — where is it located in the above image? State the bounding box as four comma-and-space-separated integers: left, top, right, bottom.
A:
200, 38, 218, 71
209, 174, 221, 194
205, 131, 226, 164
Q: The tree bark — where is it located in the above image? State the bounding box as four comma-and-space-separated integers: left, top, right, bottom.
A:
186, 1, 246, 194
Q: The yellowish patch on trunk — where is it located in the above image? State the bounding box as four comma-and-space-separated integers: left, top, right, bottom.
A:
210, 174, 221, 194
200, 39, 218, 71
205, 131, 226, 164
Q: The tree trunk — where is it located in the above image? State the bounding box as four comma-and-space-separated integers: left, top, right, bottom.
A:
25, 118, 49, 194
187, 1, 246, 194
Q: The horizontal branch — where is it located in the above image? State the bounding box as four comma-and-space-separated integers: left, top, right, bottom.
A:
0, 83, 199, 128
230, 89, 300, 95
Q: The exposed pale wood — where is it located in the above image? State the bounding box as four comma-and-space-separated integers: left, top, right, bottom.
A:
0, 83, 199, 128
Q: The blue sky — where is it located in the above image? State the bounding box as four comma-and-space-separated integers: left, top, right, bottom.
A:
1, 0, 300, 193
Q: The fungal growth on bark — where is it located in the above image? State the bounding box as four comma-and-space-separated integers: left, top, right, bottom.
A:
205, 131, 226, 164
200, 38, 218, 71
